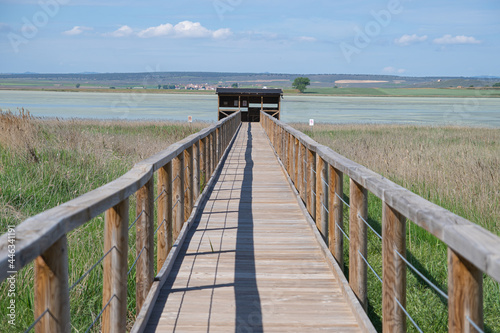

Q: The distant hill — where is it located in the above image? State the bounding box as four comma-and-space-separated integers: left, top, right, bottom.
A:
0, 71, 499, 89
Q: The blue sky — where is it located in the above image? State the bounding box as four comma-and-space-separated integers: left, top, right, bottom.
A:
0, 0, 499, 76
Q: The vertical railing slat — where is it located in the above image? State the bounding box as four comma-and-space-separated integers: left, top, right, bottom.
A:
328, 165, 344, 268
102, 199, 129, 333
448, 249, 483, 333
382, 202, 406, 332
135, 177, 154, 312
157, 162, 173, 270
349, 179, 368, 310
34, 236, 70, 333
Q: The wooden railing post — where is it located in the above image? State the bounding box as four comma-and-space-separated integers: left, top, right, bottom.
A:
382, 202, 406, 332
184, 146, 194, 220
216, 127, 220, 163
448, 249, 483, 333
211, 132, 216, 175
199, 138, 206, 189
173, 153, 185, 240
306, 149, 316, 220
299, 143, 306, 203
292, 136, 299, 184
135, 177, 154, 313
315, 155, 328, 242
328, 165, 344, 268
194, 140, 200, 198
34, 236, 70, 333
157, 161, 173, 270
102, 199, 129, 333
349, 179, 368, 310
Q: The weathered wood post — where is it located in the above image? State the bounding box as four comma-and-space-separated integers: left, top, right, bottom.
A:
299, 143, 307, 203
382, 202, 406, 332
328, 165, 344, 268
34, 236, 70, 333
297, 141, 303, 198
135, 177, 154, 313
307, 149, 316, 220
172, 153, 185, 241
157, 162, 173, 270
194, 140, 200, 199
184, 146, 194, 220
448, 249, 483, 333
292, 136, 299, 184
315, 155, 328, 242
199, 138, 206, 190
349, 179, 368, 310
102, 199, 129, 333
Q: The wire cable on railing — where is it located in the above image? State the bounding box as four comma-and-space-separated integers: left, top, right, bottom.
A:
172, 198, 181, 209
358, 250, 382, 284
69, 246, 117, 291
321, 176, 329, 188
154, 218, 167, 235
85, 295, 116, 333
128, 210, 145, 232
357, 213, 382, 240
171, 174, 179, 184
466, 316, 485, 333
335, 192, 350, 208
321, 201, 329, 214
154, 189, 166, 202
395, 297, 423, 333
24, 309, 49, 333
336, 222, 350, 241
395, 250, 449, 300
128, 246, 146, 276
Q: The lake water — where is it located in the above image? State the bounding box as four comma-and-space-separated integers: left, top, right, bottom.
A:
0, 90, 499, 127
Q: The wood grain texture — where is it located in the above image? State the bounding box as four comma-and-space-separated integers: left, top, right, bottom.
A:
136, 177, 154, 313
184, 146, 194, 220
329, 165, 344, 268
102, 199, 129, 333
448, 249, 483, 333
34, 236, 70, 333
307, 149, 316, 220
157, 163, 173, 271
382, 202, 406, 333
143, 123, 364, 333
349, 179, 368, 310
315, 155, 328, 242
172, 154, 184, 241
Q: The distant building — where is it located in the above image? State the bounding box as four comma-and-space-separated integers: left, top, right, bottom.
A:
216, 88, 283, 122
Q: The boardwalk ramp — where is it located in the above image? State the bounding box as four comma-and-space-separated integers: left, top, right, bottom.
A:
141, 123, 372, 332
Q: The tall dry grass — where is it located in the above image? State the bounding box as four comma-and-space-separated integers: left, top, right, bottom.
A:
293, 123, 500, 234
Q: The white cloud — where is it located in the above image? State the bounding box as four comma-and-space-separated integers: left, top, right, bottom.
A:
137, 23, 173, 38
173, 21, 211, 38
137, 21, 232, 39
62, 26, 93, 36
212, 28, 232, 39
383, 66, 406, 74
106, 25, 134, 38
433, 34, 480, 45
297, 36, 317, 42
394, 34, 427, 46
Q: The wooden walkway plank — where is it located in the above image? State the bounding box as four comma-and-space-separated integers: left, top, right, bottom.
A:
144, 123, 365, 332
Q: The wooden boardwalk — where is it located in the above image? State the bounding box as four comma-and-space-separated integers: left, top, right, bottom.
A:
144, 123, 363, 332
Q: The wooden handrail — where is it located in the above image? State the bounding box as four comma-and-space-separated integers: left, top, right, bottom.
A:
0, 111, 241, 332
260, 111, 500, 333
